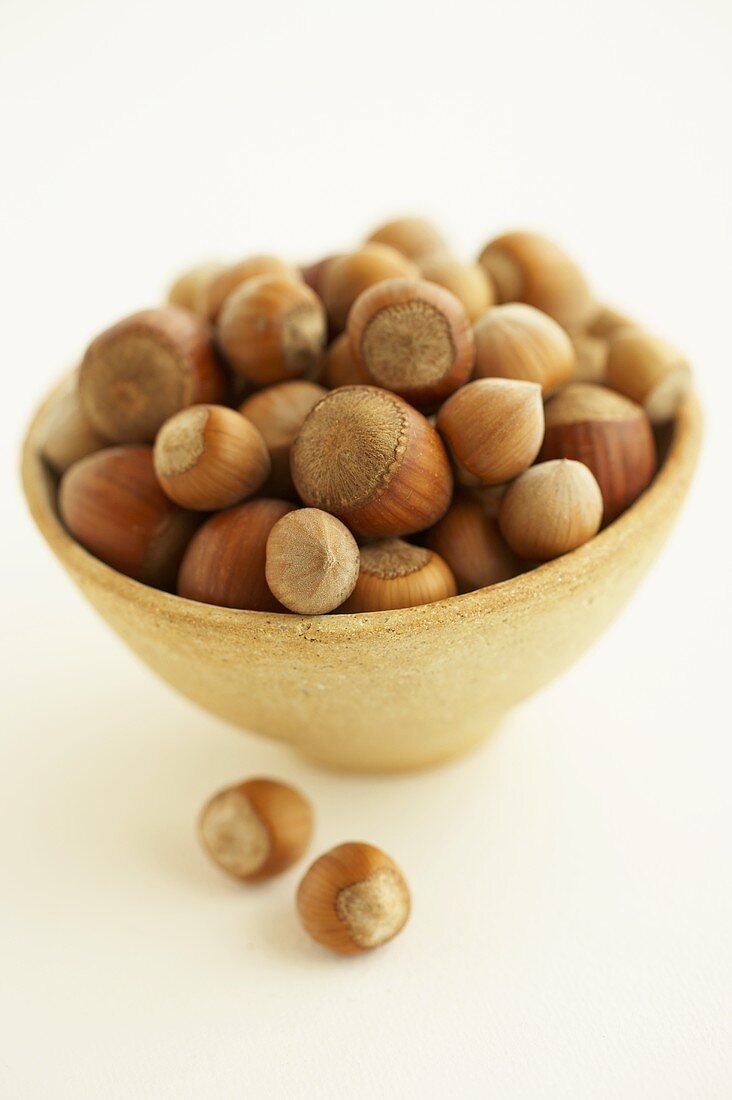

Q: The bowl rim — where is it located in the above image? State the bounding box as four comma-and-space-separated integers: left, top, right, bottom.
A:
22, 375, 702, 640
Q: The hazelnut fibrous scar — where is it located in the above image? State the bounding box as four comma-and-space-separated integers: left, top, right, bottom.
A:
79, 307, 224, 443
364, 300, 451, 385
199, 777, 313, 882
290, 385, 453, 536
335, 866, 410, 949
294, 388, 406, 512
296, 841, 411, 954
348, 278, 474, 404
341, 538, 457, 612
153, 404, 271, 510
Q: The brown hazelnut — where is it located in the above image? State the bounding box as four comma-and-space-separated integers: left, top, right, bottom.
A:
341, 538, 457, 612
437, 378, 545, 486
463, 483, 508, 518
572, 334, 609, 384
320, 245, 419, 331
347, 278, 475, 405
605, 330, 691, 424
153, 404, 271, 510
167, 262, 225, 313
586, 304, 636, 339
199, 777, 313, 882
239, 380, 327, 497
217, 275, 326, 385
177, 498, 295, 610
425, 495, 523, 592
79, 307, 226, 444
297, 842, 411, 955
40, 377, 106, 474
477, 231, 595, 332
291, 385, 453, 537
540, 383, 657, 523
59, 446, 199, 588
301, 254, 341, 298
473, 303, 575, 394
499, 459, 604, 561
197, 256, 300, 322
365, 216, 447, 263
321, 333, 370, 389
416, 257, 495, 321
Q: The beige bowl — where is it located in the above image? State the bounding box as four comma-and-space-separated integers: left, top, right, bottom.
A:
22, 378, 701, 772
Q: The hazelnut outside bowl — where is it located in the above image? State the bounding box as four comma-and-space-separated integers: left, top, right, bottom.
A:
22, 375, 701, 772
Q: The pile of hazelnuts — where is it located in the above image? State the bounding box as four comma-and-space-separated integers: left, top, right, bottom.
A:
44, 217, 693, 615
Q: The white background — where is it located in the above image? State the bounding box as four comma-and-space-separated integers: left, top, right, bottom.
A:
2, 1, 731, 1096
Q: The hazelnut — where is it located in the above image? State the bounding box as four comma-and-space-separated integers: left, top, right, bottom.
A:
347, 278, 475, 405
239, 380, 327, 498
341, 538, 457, 612
297, 842, 411, 954
499, 459, 603, 561
153, 404, 270, 510
366, 216, 447, 263
540, 383, 657, 523
321, 333, 370, 389
79, 307, 226, 444
586, 304, 636, 339
196, 255, 300, 322
265, 508, 360, 615
464, 483, 508, 517
473, 303, 575, 394
425, 495, 522, 593
217, 275, 326, 386
606, 330, 691, 423
416, 257, 495, 321
40, 377, 106, 474
199, 777, 313, 882
178, 498, 295, 610
436, 378, 545, 486
59, 446, 199, 588
477, 231, 595, 332
291, 385, 453, 537
321, 244, 419, 331
572, 333, 608, 384
167, 262, 225, 313
301, 254, 341, 298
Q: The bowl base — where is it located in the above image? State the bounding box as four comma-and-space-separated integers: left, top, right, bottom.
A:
294, 717, 503, 773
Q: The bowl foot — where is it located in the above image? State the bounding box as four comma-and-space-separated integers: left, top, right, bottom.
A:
295, 717, 504, 774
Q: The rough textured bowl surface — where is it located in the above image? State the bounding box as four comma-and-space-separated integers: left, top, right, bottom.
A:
23, 377, 701, 771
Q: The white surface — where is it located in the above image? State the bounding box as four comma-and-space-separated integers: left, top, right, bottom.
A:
1, 0, 731, 1096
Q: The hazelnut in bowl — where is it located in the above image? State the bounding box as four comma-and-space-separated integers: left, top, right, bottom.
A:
21, 231, 702, 772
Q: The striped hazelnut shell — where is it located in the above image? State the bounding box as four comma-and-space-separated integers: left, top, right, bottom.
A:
539, 383, 657, 524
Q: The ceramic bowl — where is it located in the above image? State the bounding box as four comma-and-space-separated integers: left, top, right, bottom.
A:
22, 377, 701, 772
